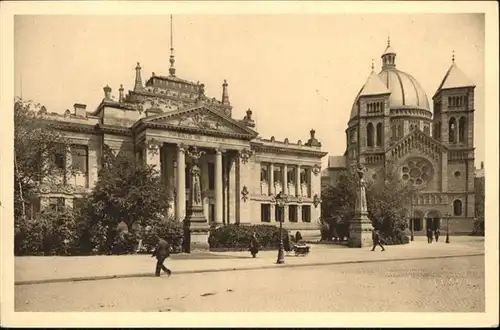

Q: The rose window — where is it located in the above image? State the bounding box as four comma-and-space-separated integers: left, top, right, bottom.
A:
400, 158, 433, 187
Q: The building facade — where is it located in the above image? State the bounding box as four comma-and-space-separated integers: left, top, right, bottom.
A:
326, 40, 477, 234
36, 60, 327, 239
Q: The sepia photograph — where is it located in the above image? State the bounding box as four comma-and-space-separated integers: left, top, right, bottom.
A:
1, 1, 498, 328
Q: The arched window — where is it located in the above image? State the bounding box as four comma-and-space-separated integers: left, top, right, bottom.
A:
398, 124, 404, 138
391, 125, 397, 140
453, 199, 462, 216
449, 117, 457, 143
366, 123, 374, 147
376, 123, 383, 146
459, 116, 466, 143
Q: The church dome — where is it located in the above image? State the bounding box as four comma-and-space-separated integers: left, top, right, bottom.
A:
349, 40, 430, 121
378, 69, 430, 110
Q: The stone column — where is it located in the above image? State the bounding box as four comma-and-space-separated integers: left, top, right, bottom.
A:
176, 144, 186, 222
269, 163, 274, 196
214, 148, 224, 226
295, 164, 301, 197
228, 155, 237, 225
297, 204, 303, 222
201, 157, 209, 220
283, 164, 288, 195
165, 148, 175, 219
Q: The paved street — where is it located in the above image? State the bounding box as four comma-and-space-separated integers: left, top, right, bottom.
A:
15, 255, 484, 312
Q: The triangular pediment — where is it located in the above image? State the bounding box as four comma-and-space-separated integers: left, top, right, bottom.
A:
386, 128, 447, 162
139, 104, 258, 139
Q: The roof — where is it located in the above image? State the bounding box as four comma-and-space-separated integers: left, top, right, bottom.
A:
359, 71, 391, 97
349, 68, 430, 120
434, 62, 476, 96
382, 44, 396, 55
328, 155, 347, 168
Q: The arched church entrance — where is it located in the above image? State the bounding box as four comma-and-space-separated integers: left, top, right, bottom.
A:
411, 210, 424, 232
424, 210, 441, 231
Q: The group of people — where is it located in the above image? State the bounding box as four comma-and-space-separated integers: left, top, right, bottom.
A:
249, 230, 306, 258
426, 227, 441, 243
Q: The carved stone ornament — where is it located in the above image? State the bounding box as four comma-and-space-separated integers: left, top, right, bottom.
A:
313, 193, 321, 208
146, 138, 162, 152
241, 186, 249, 202
39, 185, 50, 194
312, 164, 321, 176
185, 146, 206, 164
297, 196, 303, 204
238, 148, 254, 164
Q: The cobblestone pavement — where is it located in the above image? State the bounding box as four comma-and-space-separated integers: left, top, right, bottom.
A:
15, 255, 484, 313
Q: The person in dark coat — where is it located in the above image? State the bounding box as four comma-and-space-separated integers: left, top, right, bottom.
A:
249, 232, 259, 258
295, 231, 303, 244
434, 228, 440, 242
427, 228, 433, 243
151, 237, 172, 277
371, 228, 385, 252
284, 231, 293, 252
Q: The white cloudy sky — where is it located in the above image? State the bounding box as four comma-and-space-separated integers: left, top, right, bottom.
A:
14, 14, 485, 168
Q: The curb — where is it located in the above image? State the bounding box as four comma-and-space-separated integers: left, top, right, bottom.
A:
15, 252, 484, 286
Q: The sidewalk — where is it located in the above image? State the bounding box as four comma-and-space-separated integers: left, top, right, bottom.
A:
15, 236, 484, 285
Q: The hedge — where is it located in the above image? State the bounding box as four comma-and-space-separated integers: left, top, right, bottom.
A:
208, 224, 286, 250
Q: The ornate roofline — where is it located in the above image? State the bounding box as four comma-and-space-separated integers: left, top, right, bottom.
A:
42, 119, 99, 135
134, 104, 258, 138
385, 128, 448, 154
251, 143, 328, 158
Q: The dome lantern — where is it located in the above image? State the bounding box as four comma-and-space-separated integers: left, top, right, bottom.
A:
381, 37, 396, 70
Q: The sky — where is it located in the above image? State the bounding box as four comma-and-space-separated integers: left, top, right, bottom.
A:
14, 14, 485, 168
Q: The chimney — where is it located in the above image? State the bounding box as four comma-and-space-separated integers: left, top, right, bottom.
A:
119, 84, 125, 103
222, 79, 230, 105
481, 161, 484, 169
103, 85, 112, 100
242, 108, 255, 128
73, 103, 87, 117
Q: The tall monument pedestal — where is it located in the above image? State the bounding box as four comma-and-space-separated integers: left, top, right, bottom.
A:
348, 163, 374, 248
183, 206, 210, 253
348, 215, 373, 248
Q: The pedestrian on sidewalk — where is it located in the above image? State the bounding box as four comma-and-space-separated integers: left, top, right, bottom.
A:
427, 228, 433, 244
249, 231, 259, 258
295, 231, 303, 244
434, 228, 440, 242
284, 231, 293, 254
371, 228, 385, 252
151, 236, 172, 277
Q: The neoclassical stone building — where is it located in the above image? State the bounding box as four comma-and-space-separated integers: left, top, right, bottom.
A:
325, 40, 477, 234
35, 56, 327, 243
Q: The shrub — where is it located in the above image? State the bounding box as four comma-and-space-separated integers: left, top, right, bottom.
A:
208, 224, 284, 250
140, 218, 184, 253
14, 206, 79, 256
380, 228, 409, 246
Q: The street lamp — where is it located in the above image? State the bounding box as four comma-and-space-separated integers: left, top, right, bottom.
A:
273, 191, 289, 264
410, 195, 415, 242
445, 212, 450, 243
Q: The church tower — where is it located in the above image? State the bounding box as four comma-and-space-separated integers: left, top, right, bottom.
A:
432, 52, 476, 221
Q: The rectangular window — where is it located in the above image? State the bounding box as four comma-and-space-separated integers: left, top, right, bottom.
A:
288, 205, 297, 222
302, 205, 311, 223
71, 145, 88, 174
48, 197, 65, 212
261, 204, 270, 223
53, 152, 66, 170
73, 197, 85, 211
26, 198, 41, 220
208, 162, 215, 190
185, 165, 191, 189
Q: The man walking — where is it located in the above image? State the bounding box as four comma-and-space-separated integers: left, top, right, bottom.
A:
434, 228, 441, 242
427, 228, 434, 244
151, 236, 172, 277
371, 228, 385, 252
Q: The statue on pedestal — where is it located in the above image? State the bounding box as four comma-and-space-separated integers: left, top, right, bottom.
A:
348, 163, 373, 248
183, 146, 209, 253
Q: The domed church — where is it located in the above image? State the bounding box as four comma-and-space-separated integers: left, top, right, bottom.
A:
325, 39, 477, 235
